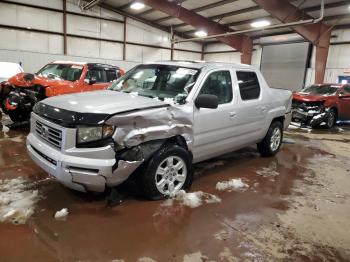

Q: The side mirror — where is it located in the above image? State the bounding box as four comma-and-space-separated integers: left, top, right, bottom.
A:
195, 94, 219, 109
339, 92, 350, 98
88, 77, 97, 85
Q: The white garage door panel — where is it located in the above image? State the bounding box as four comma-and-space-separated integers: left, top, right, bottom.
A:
0, 3, 17, 25
143, 47, 162, 63
174, 51, 201, 61
126, 44, 142, 62
261, 42, 310, 91
17, 31, 49, 52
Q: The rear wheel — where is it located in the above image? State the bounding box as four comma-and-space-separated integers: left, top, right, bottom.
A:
325, 108, 336, 129
257, 121, 283, 157
142, 144, 193, 200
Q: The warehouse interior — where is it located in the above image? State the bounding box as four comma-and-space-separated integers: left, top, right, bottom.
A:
0, 0, 350, 261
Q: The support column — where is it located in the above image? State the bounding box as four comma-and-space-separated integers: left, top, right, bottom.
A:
201, 43, 205, 61
315, 30, 331, 84
240, 36, 253, 65
63, 0, 67, 55
123, 16, 127, 60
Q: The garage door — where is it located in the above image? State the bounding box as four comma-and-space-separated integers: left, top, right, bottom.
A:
260, 42, 311, 91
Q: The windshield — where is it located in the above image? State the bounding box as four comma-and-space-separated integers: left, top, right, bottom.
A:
109, 64, 199, 102
301, 85, 339, 96
37, 64, 83, 81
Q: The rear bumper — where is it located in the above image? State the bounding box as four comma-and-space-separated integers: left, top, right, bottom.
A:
27, 133, 142, 193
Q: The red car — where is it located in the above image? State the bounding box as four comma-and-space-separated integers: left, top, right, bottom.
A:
0, 61, 124, 122
292, 83, 350, 128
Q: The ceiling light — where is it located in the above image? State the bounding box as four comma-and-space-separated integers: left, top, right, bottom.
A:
250, 20, 271, 28
194, 30, 208, 37
130, 1, 145, 10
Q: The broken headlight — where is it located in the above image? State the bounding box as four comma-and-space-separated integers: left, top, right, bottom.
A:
77, 125, 115, 145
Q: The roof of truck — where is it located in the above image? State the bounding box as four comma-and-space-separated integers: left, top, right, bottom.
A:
148, 60, 253, 70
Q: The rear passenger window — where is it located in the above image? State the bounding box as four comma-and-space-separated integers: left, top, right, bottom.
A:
106, 70, 118, 82
85, 69, 106, 83
236, 71, 260, 100
199, 71, 232, 104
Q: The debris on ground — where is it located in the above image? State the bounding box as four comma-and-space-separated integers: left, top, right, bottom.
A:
163, 190, 221, 208
54, 208, 69, 220
0, 177, 39, 224
216, 178, 249, 192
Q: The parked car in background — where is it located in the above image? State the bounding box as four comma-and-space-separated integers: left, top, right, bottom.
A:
292, 83, 350, 128
0, 61, 124, 122
27, 61, 292, 199
0, 62, 23, 83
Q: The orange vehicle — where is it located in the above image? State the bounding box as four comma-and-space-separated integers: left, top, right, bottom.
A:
0, 61, 124, 122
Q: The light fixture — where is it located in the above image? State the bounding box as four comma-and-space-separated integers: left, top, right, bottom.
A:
250, 20, 271, 28
194, 30, 208, 37
130, 1, 145, 10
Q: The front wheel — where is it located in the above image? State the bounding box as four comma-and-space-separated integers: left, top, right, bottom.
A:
142, 144, 193, 200
8, 108, 30, 123
257, 121, 283, 157
325, 108, 336, 129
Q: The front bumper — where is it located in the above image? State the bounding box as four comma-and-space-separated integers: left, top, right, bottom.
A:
26, 114, 142, 192
292, 109, 328, 126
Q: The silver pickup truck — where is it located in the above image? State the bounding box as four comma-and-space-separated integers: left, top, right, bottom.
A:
27, 61, 292, 199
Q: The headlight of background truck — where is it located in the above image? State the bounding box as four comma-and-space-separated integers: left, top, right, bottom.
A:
77, 125, 115, 144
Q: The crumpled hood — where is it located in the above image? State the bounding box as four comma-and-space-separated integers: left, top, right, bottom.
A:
8, 72, 72, 88
293, 92, 334, 102
42, 90, 168, 114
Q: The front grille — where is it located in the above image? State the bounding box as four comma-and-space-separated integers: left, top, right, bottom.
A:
35, 121, 62, 149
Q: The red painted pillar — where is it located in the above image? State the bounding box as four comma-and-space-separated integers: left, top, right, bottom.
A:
241, 36, 253, 65
315, 30, 331, 84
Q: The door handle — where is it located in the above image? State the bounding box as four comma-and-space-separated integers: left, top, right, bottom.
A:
229, 112, 236, 118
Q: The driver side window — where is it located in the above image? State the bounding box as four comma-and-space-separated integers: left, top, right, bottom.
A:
199, 70, 233, 104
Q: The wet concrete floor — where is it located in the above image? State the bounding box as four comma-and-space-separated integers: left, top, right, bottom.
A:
0, 116, 350, 261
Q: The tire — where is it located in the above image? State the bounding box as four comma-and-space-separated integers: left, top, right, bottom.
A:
325, 108, 336, 129
8, 109, 30, 123
142, 144, 193, 200
257, 121, 283, 157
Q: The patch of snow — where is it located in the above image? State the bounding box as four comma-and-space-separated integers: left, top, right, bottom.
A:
312, 112, 326, 120
256, 163, 280, 178
282, 138, 295, 144
216, 178, 249, 192
163, 97, 176, 105
54, 208, 69, 220
183, 252, 209, 262
166, 190, 221, 208
137, 257, 157, 262
0, 177, 39, 224
129, 92, 139, 98
152, 97, 160, 101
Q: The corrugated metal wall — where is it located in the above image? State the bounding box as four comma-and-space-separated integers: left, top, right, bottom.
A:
0, 0, 202, 73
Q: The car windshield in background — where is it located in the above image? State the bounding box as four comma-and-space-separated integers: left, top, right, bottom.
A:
301, 85, 339, 95
37, 64, 83, 82
109, 64, 199, 102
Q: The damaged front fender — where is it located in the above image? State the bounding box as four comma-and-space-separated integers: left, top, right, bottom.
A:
106, 104, 194, 151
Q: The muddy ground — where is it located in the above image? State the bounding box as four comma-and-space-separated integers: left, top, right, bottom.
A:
0, 115, 349, 262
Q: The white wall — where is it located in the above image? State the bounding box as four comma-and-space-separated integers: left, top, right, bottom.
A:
0, 0, 202, 73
